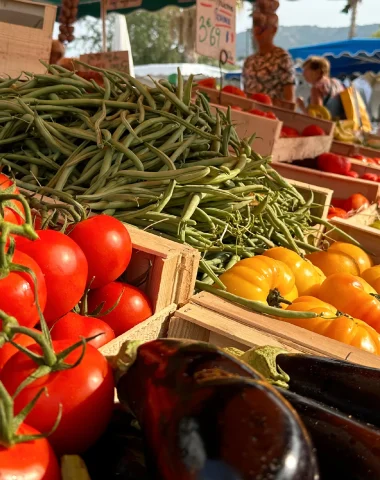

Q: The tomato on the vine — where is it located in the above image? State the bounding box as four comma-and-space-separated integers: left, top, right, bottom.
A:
50, 312, 115, 349
16, 230, 88, 324
0, 340, 114, 454
88, 282, 153, 336
0, 328, 39, 370
0, 173, 24, 225
67, 215, 132, 289
0, 250, 47, 328
0, 423, 60, 480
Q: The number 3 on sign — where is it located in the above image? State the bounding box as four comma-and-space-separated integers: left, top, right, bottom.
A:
198, 16, 221, 47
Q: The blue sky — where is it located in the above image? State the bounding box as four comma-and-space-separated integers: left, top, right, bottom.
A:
237, 0, 379, 32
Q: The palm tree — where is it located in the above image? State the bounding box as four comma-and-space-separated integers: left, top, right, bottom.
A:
342, 0, 362, 39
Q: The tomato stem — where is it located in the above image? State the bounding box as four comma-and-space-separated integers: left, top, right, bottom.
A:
266, 289, 292, 308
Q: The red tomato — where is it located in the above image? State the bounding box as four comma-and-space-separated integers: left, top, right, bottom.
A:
88, 282, 153, 337
0, 340, 114, 454
197, 77, 216, 89
51, 312, 115, 349
361, 173, 378, 182
346, 170, 359, 178
251, 93, 273, 105
0, 423, 60, 480
16, 230, 88, 324
352, 154, 367, 161
331, 198, 346, 209
231, 105, 243, 111
302, 125, 325, 136
67, 215, 132, 289
281, 126, 299, 138
0, 250, 47, 328
0, 173, 25, 225
317, 152, 351, 175
265, 111, 278, 120
221, 85, 246, 97
0, 328, 39, 370
344, 193, 370, 212
248, 108, 266, 117
328, 207, 348, 219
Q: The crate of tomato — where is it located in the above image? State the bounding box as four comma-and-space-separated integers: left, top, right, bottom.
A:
194, 84, 335, 162
0, 176, 200, 364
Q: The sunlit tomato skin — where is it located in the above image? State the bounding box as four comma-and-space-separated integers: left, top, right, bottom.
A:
16, 230, 88, 324
0, 328, 39, 371
344, 193, 370, 212
263, 247, 325, 296
218, 256, 298, 305
305, 250, 360, 277
67, 215, 132, 289
317, 273, 380, 332
251, 93, 273, 105
362, 265, 380, 294
50, 312, 115, 349
88, 282, 153, 337
284, 296, 380, 355
327, 207, 348, 219
0, 340, 115, 455
0, 423, 60, 480
0, 250, 47, 328
0, 173, 25, 225
328, 242, 373, 274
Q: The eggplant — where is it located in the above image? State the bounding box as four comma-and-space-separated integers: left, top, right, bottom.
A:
116, 339, 319, 480
276, 353, 380, 428
280, 388, 380, 480
84, 405, 149, 480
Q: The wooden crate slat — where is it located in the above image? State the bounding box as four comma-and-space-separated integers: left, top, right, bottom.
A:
272, 162, 380, 202
187, 292, 380, 368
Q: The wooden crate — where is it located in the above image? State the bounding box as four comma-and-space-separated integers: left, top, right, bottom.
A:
0, 0, 56, 77
286, 178, 332, 220
197, 86, 334, 161
126, 225, 200, 312
272, 162, 380, 204
168, 292, 380, 369
331, 140, 380, 160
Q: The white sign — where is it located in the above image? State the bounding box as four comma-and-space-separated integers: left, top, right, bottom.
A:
196, 0, 236, 65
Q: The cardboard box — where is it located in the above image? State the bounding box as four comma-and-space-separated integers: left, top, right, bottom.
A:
0, 0, 56, 77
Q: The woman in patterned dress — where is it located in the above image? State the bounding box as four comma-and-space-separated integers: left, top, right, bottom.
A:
297, 56, 345, 113
243, 23, 296, 102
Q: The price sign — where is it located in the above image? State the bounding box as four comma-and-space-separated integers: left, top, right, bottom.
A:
79, 51, 130, 74
196, 0, 236, 64
106, 0, 142, 11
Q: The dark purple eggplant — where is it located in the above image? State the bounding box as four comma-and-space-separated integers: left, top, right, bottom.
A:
280, 388, 380, 480
276, 353, 380, 427
116, 339, 319, 480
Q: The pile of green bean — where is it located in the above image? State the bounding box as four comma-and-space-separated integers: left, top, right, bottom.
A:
0, 62, 332, 284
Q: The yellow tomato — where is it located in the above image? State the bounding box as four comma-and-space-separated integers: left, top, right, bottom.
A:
263, 247, 325, 296
305, 250, 360, 277
284, 296, 380, 355
317, 273, 380, 332
362, 265, 380, 294
218, 256, 298, 307
328, 242, 373, 274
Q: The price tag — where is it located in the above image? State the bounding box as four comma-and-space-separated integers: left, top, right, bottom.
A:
196, 0, 236, 64
79, 51, 130, 74
106, 0, 142, 11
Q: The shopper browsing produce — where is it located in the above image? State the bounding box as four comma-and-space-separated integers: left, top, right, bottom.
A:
243, 15, 296, 102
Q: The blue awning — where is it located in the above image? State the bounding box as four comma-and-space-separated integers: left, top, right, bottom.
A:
289, 39, 380, 77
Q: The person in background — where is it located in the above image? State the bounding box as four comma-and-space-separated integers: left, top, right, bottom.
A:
243, 20, 296, 102
297, 56, 344, 114
49, 40, 65, 65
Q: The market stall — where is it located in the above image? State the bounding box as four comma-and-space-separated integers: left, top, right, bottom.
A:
2, 1, 380, 479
